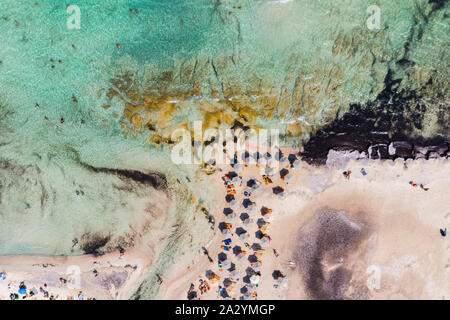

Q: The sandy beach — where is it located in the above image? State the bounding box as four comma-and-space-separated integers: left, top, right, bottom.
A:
1, 149, 449, 300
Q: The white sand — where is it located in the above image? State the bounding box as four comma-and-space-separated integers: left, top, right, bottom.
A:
1, 152, 449, 300
162, 154, 449, 300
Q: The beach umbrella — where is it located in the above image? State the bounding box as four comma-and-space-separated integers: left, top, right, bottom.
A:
222, 259, 232, 270
241, 293, 252, 300
232, 176, 241, 186
257, 158, 267, 168
264, 152, 272, 160
252, 151, 262, 160
261, 236, 270, 247
222, 229, 232, 237
280, 157, 290, 168
229, 200, 239, 210
292, 159, 302, 168
235, 163, 244, 172
250, 275, 260, 284
274, 150, 283, 161
243, 218, 251, 226
272, 186, 284, 195
247, 179, 257, 188
263, 212, 273, 222
284, 173, 293, 183
278, 192, 286, 200
239, 232, 249, 241
265, 167, 275, 175
267, 158, 277, 168
277, 277, 288, 288
227, 212, 236, 221
230, 269, 240, 280
247, 205, 257, 214
252, 261, 262, 272
236, 253, 246, 262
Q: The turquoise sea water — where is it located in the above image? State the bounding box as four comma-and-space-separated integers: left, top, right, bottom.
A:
0, 0, 448, 298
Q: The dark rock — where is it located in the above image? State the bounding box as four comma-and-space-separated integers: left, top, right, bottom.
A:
392, 141, 413, 158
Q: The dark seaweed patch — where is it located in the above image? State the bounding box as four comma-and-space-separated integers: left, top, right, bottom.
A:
80, 233, 111, 256
80, 162, 167, 191
295, 209, 369, 299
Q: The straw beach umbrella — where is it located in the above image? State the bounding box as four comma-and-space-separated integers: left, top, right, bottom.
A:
250, 275, 260, 284
284, 173, 293, 183
227, 212, 236, 221
261, 236, 270, 247
229, 200, 239, 210
239, 232, 249, 242
232, 176, 241, 186
222, 259, 232, 270
247, 205, 257, 214
280, 157, 290, 168
265, 167, 275, 176
236, 253, 245, 262
230, 269, 240, 280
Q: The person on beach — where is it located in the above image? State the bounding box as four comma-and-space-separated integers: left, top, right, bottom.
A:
273, 249, 279, 257
156, 274, 163, 285
202, 247, 213, 263
440, 228, 447, 237
119, 246, 125, 257
343, 170, 352, 180
360, 168, 367, 176
72, 238, 78, 247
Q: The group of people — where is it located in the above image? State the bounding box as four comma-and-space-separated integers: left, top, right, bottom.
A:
5, 279, 96, 300
187, 150, 297, 300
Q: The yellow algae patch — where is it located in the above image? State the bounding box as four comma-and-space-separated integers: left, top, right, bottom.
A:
123, 109, 133, 120
150, 135, 163, 145
126, 87, 143, 104
125, 102, 143, 113
110, 71, 134, 93
200, 102, 236, 130
238, 106, 261, 123
286, 121, 306, 138
107, 88, 119, 101
130, 113, 144, 132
